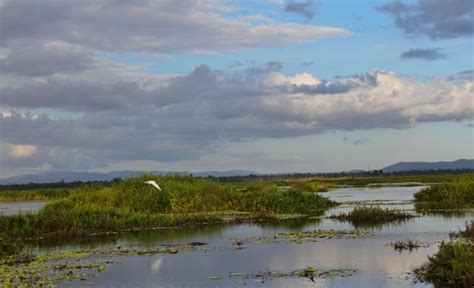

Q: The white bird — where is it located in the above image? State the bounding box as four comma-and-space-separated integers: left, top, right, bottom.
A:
144, 180, 162, 191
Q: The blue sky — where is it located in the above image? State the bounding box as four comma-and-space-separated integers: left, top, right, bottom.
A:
0, 0, 472, 176
107, 0, 471, 78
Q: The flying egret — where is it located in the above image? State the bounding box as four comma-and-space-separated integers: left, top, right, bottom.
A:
144, 180, 162, 191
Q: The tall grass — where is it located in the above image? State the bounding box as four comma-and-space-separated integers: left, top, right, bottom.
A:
0, 175, 335, 242
414, 179, 474, 209
416, 239, 474, 287
0, 188, 71, 202
416, 220, 474, 287
332, 206, 413, 223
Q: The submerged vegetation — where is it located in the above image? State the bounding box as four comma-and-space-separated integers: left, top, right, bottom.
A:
226, 266, 356, 285
391, 240, 422, 252
0, 175, 335, 245
414, 179, 474, 209
331, 206, 414, 225
234, 229, 370, 246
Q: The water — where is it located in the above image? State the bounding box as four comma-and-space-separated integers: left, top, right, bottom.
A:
0, 201, 46, 216
14, 186, 473, 287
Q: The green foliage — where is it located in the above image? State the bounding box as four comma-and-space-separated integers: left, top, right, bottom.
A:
0, 205, 223, 241
0, 175, 336, 244
0, 188, 71, 202
414, 179, 474, 209
242, 188, 334, 214
333, 206, 413, 223
417, 239, 474, 287
0, 236, 21, 257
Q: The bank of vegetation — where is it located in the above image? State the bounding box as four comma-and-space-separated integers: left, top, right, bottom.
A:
0, 188, 72, 202
416, 222, 474, 287
414, 179, 474, 209
0, 175, 335, 246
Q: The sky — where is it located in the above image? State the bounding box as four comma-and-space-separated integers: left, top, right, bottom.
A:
0, 0, 473, 177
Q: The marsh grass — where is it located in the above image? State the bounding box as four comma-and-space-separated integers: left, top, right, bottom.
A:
415, 239, 474, 288
331, 206, 414, 224
414, 179, 474, 209
0, 188, 71, 202
416, 221, 474, 287
0, 175, 335, 244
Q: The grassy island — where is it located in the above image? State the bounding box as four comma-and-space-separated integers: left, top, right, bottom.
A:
331, 206, 414, 225
0, 175, 336, 245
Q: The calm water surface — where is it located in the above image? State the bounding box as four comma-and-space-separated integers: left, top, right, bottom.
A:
25, 186, 472, 287
0, 201, 46, 215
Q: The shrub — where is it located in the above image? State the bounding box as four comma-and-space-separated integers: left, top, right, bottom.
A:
414, 180, 474, 209
416, 239, 474, 287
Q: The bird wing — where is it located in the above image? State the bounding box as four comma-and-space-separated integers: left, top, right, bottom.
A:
145, 180, 162, 191
152, 183, 162, 191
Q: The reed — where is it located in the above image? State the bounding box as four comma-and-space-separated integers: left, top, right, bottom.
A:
331, 206, 414, 223
0, 175, 335, 243
414, 179, 474, 209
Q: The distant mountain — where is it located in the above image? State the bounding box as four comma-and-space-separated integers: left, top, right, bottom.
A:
382, 159, 474, 173
0, 169, 258, 185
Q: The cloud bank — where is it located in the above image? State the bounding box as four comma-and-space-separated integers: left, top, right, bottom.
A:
379, 0, 473, 39
0, 0, 472, 174
0, 0, 348, 54
1, 58, 472, 171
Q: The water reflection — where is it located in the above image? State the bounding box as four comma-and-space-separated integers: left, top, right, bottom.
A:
331, 217, 414, 230
149, 256, 163, 273
32, 186, 474, 287
322, 186, 425, 203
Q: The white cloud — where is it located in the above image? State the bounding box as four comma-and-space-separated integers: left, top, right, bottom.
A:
0, 63, 472, 173
0, 0, 349, 54
0, 0, 471, 175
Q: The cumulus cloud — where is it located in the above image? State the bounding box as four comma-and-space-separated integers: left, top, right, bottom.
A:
401, 48, 447, 61
0, 41, 94, 76
0, 0, 348, 54
378, 0, 473, 39
1, 63, 473, 172
0, 0, 471, 174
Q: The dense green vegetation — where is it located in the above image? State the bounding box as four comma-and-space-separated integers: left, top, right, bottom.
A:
0, 188, 72, 202
331, 206, 414, 224
2, 171, 471, 202
414, 179, 474, 209
416, 222, 474, 287
0, 175, 335, 243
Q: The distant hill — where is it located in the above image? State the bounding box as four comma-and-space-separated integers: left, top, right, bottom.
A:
382, 159, 474, 173
0, 169, 258, 185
